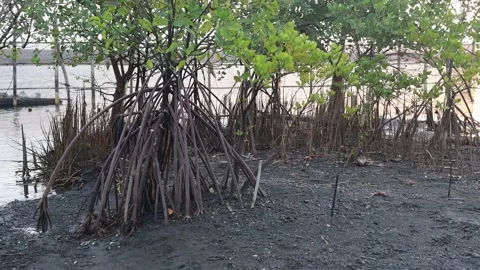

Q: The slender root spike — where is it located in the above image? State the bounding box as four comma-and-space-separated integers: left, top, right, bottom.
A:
331, 174, 340, 217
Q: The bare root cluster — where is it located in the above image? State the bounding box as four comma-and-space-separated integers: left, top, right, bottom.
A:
36, 66, 267, 236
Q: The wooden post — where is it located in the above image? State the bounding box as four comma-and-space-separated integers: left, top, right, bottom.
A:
82, 81, 86, 102
32, 143, 39, 169
12, 37, 17, 107
53, 19, 71, 107
54, 64, 60, 106
447, 158, 453, 198
59, 61, 71, 107
423, 62, 428, 92
90, 55, 95, 107
398, 43, 406, 115
473, 41, 477, 83
53, 20, 60, 106
207, 50, 212, 90
82, 82, 86, 128
425, 62, 435, 130
351, 91, 357, 107
397, 43, 401, 71
330, 174, 340, 217
21, 124, 28, 176
21, 125, 29, 197
129, 78, 133, 95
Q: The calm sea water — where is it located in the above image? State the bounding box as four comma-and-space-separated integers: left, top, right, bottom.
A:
0, 65, 115, 206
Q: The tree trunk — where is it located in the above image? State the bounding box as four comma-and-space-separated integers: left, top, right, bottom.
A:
232, 81, 249, 192
432, 59, 459, 145
325, 73, 345, 152
426, 101, 434, 131
109, 56, 135, 144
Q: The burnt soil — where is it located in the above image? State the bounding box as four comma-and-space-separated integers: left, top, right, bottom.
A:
1, 152, 480, 270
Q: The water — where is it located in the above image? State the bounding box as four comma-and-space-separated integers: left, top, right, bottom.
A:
0, 107, 53, 205
0, 64, 116, 206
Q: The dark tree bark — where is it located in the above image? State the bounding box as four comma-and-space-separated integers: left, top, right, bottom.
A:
110, 56, 136, 142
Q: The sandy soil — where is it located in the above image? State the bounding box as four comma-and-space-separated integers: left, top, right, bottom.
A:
1, 152, 480, 270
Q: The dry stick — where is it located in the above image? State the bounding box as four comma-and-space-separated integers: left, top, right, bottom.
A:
35, 93, 136, 231
251, 160, 263, 208
241, 149, 278, 192
21, 125, 28, 178
330, 174, 340, 217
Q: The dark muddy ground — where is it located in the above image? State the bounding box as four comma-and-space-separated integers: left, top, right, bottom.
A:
2, 152, 480, 270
